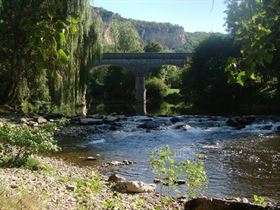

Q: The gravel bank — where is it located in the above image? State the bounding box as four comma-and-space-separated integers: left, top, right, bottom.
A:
0, 155, 182, 210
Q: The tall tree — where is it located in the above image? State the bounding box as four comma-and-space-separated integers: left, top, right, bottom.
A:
225, 0, 280, 87
0, 0, 101, 113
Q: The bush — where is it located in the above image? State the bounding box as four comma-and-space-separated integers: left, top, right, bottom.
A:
146, 77, 168, 101
0, 121, 64, 167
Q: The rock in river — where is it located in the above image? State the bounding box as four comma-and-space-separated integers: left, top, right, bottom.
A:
79, 118, 103, 125
226, 116, 256, 129
139, 121, 160, 129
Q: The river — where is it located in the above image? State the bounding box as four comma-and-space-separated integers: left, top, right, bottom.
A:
58, 115, 280, 202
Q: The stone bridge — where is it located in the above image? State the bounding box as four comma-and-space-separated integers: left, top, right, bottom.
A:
92, 53, 190, 114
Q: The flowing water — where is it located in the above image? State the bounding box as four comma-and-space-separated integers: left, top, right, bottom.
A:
59, 115, 280, 202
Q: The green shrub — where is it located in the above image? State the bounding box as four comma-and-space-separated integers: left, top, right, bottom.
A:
150, 146, 208, 199
0, 121, 64, 167
252, 195, 267, 207
146, 77, 168, 101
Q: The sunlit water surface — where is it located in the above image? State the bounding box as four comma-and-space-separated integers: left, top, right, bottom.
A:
58, 116, 280, 202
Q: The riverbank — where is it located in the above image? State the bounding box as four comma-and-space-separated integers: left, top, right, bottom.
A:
1, 113, 280, 209
0, 155, 182, 209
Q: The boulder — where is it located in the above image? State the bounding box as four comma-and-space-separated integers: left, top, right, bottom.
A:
79, 118, 103, 125
108, 174, 126, 183
173, 123, 192, 130
104, 116, 119, 123
44, 113, 65, 120
109, 161, 124, 166
116, 181, 156, 193
261, 125, 273, 130
170, 117, 182, 124
37, 116, 48, 124
184, 197, 278, 210
139, 121, 160, 129
226, 116, 256, 128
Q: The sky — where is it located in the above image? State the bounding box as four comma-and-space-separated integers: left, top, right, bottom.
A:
91, 0, 228, 33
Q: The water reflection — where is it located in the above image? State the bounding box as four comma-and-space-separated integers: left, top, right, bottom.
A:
89, 101, 181, 115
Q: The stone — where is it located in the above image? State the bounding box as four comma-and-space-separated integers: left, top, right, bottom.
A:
108, 174, 126, 183
37, 116, 48, 124
104, 116, 119, 123
109, 161, 124, 166
261, 125, 273, 130
20, 117, 29, 124
79, 118, 103, 125
44, 113, 65, 120
226, 116, 256, 128
10, 184, 18, 189
173, 122, 191, 130
123, 160, 133, 165
116, 181, 156, 193
153, 179, 161, 184
66, 184, 76, 191
139, 121, 160, 129
184, 197, 276, 210
85, 156, 97, 161
170, 117, 182, 124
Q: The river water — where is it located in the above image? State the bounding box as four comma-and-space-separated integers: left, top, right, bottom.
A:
59, 115, 280, 202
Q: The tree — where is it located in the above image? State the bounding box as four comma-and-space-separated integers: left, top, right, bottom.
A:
112, 21, 143, 52
181, 35, 243, 114
144, 42, 163, 52
0, 0, 101, 113
225, 0, 280, 87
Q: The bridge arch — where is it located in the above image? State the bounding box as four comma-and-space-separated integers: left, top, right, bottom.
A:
92, 53, 190, 115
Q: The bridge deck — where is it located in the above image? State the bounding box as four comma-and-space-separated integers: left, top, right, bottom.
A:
101, 53, 191, 60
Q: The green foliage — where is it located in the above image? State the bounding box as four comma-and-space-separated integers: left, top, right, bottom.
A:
146, 77, 168, 101
149, 146, 208, 199
144, 42, 163, 53
150, 146, 180, 191
23, 158, 40, 171
181, 35, 245, 114
252, 195, 267, 207
112, 20, 143, 53
178, 159, 208, 199
103, 194, 124, 210
225, 0, 280, 86
131, 196, 145, 209
0, 0, 101, 114
75, 171, 102, 209
0, 121, 63, 167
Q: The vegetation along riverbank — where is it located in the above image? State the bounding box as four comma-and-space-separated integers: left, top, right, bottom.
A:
1, 0, 280, 209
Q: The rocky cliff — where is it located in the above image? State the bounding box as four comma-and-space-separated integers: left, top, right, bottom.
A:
93, 7, 187, 50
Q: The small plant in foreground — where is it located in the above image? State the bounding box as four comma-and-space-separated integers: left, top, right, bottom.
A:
252, 195, 267, 207
0, 121, 65, 167
75, 171, 102, 209
178, 158, 208, 199
149, 146, 208, 199
132, 195, 145, 209
150, 145, 181, 196
103, 196, 124, 210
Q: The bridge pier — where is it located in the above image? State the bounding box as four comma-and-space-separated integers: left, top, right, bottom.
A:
135, 73, 146, 115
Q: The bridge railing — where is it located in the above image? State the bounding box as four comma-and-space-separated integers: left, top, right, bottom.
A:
101, 52, 191, 60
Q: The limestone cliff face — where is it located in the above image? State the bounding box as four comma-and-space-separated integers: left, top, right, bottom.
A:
133, 21, 187, 50
93, 7, 187, 50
